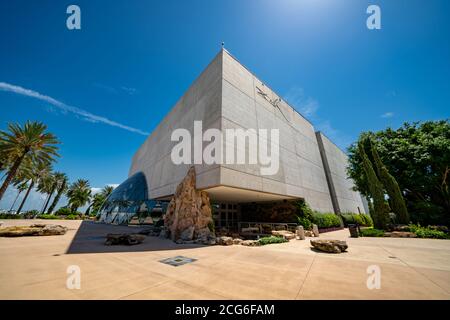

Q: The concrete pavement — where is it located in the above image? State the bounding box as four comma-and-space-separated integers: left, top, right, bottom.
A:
0, 219, 449, 299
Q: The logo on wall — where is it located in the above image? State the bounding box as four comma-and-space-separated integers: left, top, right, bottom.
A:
256, 85, 289, 122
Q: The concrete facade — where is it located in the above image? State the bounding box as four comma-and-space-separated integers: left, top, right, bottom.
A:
129, 49, 365, 213
316, 132, 366, 213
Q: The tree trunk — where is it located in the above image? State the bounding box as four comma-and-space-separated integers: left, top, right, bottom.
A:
0, 154, 25, 201
9, 190, 22, 212
47, 181, 66, 214
41, 187, 55, 214
16, 180, 34, 214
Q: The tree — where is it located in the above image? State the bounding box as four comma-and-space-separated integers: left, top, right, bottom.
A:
0, 121, 59, 200
369, 139, 409, 224
86, 185, 115, 215
9, 181, 28, 212
46, 172, 68, 214
15, 160, 52, 214
37, 170, 55, 214
358, 141, 390, 229
348, 120, 450, 226
67, 179, 92, 213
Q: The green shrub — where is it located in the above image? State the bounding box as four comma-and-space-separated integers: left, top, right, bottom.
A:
295, 199, 314, 230
297, 216, 312, 230
25, 210, 40, 217
0, 213, 23, 219
360, 228, 385, 237
341, 213, 373, 227
55, 207, 72, 216
408, 224, 449, 239
65, 214, 81, 220
312, 212, 342, 228
258, 236, 288, 245
361, 214, 374, 227
37, 214, 60, 220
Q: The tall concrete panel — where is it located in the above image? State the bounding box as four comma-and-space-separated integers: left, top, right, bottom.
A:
316, 132, 366, 213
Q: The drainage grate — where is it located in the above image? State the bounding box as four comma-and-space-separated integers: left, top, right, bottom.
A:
159, 256, 197, 267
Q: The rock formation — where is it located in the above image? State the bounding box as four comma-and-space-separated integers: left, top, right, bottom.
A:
0, 224, 67, 237
271, 230, 296, 240
164, 166, 215, 244
105, 233, 146, 245
310, 239, 348, 253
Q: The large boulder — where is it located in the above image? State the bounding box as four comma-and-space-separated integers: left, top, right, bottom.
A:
216, 236, 233, 246
241, 240, 260, 246
0, 224, 68, 237
271, 230, 296, 240
310, 239, 348, 253
105, 233, 146, 245
164, 167, 215, 244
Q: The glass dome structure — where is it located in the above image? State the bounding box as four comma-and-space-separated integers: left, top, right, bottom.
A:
98, 172, 169, 225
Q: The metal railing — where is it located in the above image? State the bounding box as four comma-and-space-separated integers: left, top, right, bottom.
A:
238, 221, 298, 234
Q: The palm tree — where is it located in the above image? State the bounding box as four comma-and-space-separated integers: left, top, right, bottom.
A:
37, 170, 56, 214
9, 181, 28, 212
15, 160, 52, 214
46, 172, 68, 214
0, 121, 59, 201
67, 179, 92, 213
85, 185, 115, 215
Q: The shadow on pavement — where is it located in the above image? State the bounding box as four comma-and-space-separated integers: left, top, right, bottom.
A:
65, 220, 205, 254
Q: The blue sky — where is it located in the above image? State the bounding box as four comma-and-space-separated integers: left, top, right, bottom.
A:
0, 0, 449, 210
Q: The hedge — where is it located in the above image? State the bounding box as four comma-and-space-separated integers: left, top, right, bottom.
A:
341, 213, 373, 227
312, 212, 342, 228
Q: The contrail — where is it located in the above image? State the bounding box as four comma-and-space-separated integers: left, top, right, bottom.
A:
0, 82, 149, 136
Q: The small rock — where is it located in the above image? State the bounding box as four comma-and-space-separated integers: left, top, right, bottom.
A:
216, 236, 233, 246
105, 233, 146, 246
305, 230, 314, 237
296, 226, 305, 240
312, 224, 320, 237
180, 226, 195, 241
271, 230, 296, 240
232, 238, 243, 245
241, 240, 260, 246
310, 239, 348, 253
159, 228, 168, 238
384, 231, 417, 238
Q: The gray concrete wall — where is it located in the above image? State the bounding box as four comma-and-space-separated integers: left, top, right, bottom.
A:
219, 50, 334, 212
129, 49, 364, 213
315, 132, 366, 213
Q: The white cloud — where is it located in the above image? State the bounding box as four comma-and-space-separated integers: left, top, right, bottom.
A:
0, 82, 149, 136
381, 112, 394, 118
91, 184, 118, 195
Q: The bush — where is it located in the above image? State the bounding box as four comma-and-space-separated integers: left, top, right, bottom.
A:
312, 212, 342, 228
55, 207, 72, 216
258, 236, 288, 245
408, 224, 449, 239
360, 228, 385, 237
37, 214, 60, 220
295, 199, 314, 230
361, 214, 374, 227
341, 213, 373, 227
65, 214, 81, 220
0, 213, 23, 219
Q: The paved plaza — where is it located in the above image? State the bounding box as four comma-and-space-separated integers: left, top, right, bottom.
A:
0, 219, 449, 299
